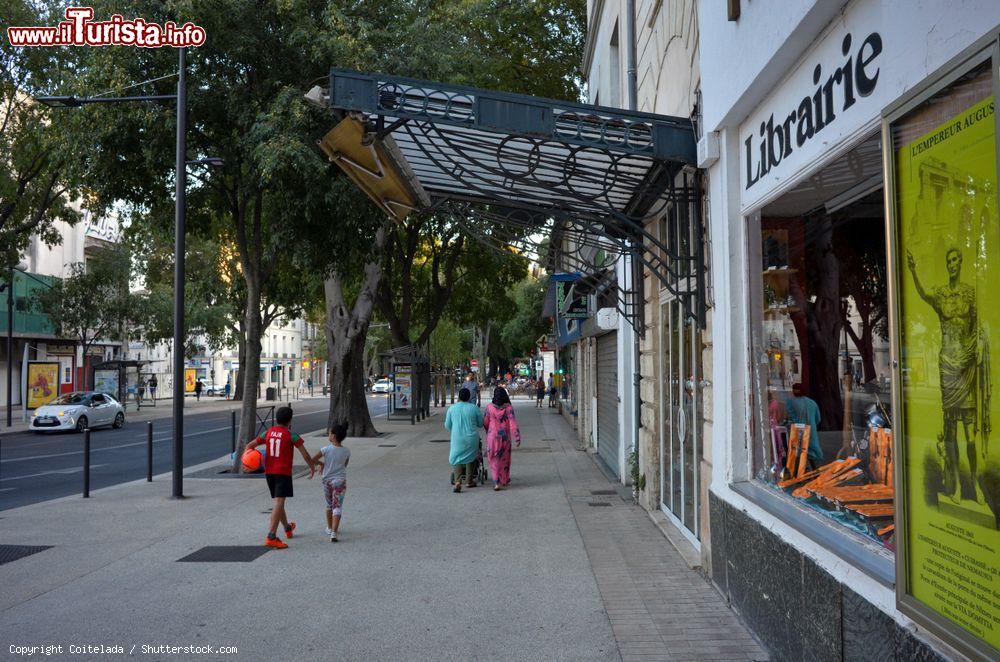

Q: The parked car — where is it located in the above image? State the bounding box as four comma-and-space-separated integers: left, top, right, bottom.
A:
30, 391, 126, 433
371, 378, 392, 394
185, 379, 221, 396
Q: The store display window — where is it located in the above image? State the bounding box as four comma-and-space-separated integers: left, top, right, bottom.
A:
749, 135, 896, 549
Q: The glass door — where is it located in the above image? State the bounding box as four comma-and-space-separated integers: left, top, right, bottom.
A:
660, 297, 702, 541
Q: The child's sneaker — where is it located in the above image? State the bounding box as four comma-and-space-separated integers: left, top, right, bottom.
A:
284, 522, 296, 539
325, 527, 332, 537
265, 536, 288, 549
330, 531, 338, 543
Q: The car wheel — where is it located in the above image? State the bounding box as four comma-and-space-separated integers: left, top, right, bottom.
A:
76, 416, 89, 433
113, 412, 125, 429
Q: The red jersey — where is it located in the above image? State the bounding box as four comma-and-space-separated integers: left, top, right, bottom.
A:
255, 425, 304, 476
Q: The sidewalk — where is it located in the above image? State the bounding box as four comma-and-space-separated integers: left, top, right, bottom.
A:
0, 402, 767, 661
0, 392, 325, 434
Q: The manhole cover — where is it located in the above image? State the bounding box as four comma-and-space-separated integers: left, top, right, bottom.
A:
427, 439, 450, 443
587, 502, 612, 507
378, 444, 397, 448
590, 490, 617, 496
178, 546, 271, 562
0, 545, 52, 565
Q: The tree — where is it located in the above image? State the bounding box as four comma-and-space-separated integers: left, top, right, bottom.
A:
42, 0, 351, 450
36, 0, 587, 446
375, 215, 467, 349
428, 319, 468, 368
500, 276, 551, 357
34, 245, 139, 388
0, 1, 82, 271
835, 213, 888, 383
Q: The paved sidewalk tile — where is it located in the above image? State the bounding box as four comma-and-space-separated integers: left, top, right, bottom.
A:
537, 407, 769, 662
0, 400, 768, 661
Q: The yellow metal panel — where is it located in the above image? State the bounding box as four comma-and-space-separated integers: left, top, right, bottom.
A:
318, 117, 418, 222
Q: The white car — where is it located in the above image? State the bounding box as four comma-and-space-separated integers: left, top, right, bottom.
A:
371, 378, 392, 394
30, 391, 126, 433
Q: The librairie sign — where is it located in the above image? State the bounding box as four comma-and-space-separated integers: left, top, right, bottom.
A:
740, 1, 893, 212
743, 31, 882, 192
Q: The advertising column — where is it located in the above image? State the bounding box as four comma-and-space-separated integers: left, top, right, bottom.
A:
891, 57, 999, 658
394, 363, 412, 410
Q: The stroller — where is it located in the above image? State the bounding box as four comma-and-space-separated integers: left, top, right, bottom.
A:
450, 439, 489, 485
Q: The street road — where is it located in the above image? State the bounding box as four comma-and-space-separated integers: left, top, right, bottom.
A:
0, 394, 390, 511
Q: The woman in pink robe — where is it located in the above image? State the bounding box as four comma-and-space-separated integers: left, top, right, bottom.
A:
484, 386, 521, 490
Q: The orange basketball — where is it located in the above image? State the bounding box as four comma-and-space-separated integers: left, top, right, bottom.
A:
241, 448, 264, 473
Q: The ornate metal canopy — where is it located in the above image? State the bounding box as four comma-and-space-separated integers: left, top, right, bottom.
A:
316, 69, 705, 328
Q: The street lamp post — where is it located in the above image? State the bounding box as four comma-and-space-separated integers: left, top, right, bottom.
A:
172, 47, 187, 499
5, 269, 12, 428
35, 47, 219, 498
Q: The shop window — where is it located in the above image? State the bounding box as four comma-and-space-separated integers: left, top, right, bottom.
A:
750, 135, 895, 550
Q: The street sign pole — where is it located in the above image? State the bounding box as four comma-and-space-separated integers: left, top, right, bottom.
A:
171, 47, 187, 499
6, 268, 13, 428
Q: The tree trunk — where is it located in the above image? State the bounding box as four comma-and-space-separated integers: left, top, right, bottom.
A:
348, 325, 377, 437
233, 277, 263, 473
807, 214, 843, 431
324, 226, 387, 434
859, 323, 877, 383
324, 316, 352, 433
844, 317, 878, 384
477, 323, 490, 381
233, 330, 247, 401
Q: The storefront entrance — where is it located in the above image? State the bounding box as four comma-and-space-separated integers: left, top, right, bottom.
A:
596, 331, 620, 478
660, 297, 703, 542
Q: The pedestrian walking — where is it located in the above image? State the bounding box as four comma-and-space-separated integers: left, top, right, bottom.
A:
307, 376, 313, 396
308, 423, 350, 542
138, 378, 147, 406
535, 377, 545, 408
224, 378, 232, 400
298, 377, 306, 397
148, 375, 158, 404
444, 387, 484, 493
484, 386, 521, 491
127, 381, 138, 411
547, 373, 556, 408
245, 406, 316, 548
194, 379, 203, 402
461, 372, 479, 407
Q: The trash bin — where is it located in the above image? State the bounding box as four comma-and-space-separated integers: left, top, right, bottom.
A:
265, 387, 277, 401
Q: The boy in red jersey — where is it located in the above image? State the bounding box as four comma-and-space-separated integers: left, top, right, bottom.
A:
245, 406, 315, 548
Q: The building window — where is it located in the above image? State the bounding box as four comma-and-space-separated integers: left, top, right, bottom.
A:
609, 22, 621, 108
749, 134, 895, 550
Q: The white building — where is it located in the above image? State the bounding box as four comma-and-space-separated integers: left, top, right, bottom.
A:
1, 208, 123, 410
128, 317, 324, 400
699, 1, 1000, 659
577, 1, 1000, 659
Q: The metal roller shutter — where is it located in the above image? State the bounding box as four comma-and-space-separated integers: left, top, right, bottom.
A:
596, 332, 619, 478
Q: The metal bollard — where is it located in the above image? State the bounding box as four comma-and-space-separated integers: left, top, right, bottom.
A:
231, 410, 237, 454
83, 429, 91, 498
147, 421, 153, 482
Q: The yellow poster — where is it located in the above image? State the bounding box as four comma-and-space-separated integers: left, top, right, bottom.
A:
896, 93, 1000, 652
184, 368, 197, 393
26, 362, 59, 409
